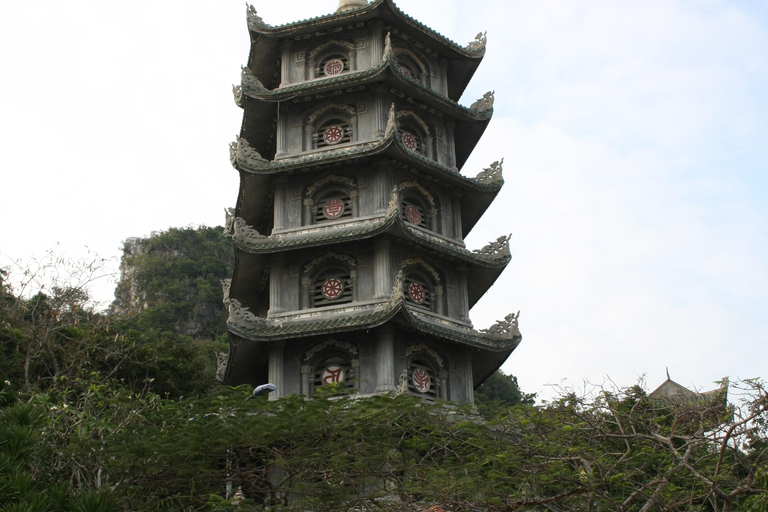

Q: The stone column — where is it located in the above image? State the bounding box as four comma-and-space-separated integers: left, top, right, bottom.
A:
300, 276, 311, 310
268, 342, 285, 400
269, 256, 285, 315
439, 370, 448, 401
273, 176, 288, 230
300, 365, 312, 398
462, 349, 474, 404
373, 159, 391, 213
350, 269, 359, 301
280, 40, 293, 86
456, 265, 469, 322
446, 119, 457, 169
451, 191, 463, 240
373, 87, 388, 138
373, 238, 392, 299
369, 20, 386, 63
434, 285, 444, 316
374, 326, 396, 393
303, 198, 314, 226
429, 208, 439, 233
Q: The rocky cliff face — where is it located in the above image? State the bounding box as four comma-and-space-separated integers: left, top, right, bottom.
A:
109, 227, 234, 339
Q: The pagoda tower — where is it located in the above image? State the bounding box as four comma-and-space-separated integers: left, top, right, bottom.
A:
223, 0, 521, 404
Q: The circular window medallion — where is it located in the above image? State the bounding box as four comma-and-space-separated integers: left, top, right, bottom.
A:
405, 205, 422, 225
323, 125, 344, 145
408, 283, 425, 303
322, 278, 344, 300
322, 365, 345, 385
323, 199, 345, 219
412, 368, 431, 393
324, 58, 345, 76
402, 132, 418, 151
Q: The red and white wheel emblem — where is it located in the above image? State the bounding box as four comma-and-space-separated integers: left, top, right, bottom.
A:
322, 278, 344, 299
323, 199, 345, 219
322, 365, 345, 385
408, 283, 425, 303
323, 125, 344, 145
412, 368, 431, 393
405, 205, 422, 225
402, 132, 418, 151
324, 58, 345, 76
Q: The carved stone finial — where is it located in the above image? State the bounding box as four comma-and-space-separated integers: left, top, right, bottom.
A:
384, 103, 397, 138
466, 31, 488, 52
232, 84, 243, 107
481, 311, 521, 338
233, 217, 267, 242
396, 368, 409, 395
229, 140, 238, 166
245, 3, 264, 26
233, 137, 268, 169
228, 299, 262, 329
224, 207, 236, 237
470, 90, 495, 113
241, 66, 266, 93
473, 234, 512, 257
475, 158, 504, 183
383, 32, 393, 61
221, 278, 232, 305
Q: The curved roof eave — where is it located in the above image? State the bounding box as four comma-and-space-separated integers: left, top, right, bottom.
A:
246, 0, 485, 60
238, 59, 493, 126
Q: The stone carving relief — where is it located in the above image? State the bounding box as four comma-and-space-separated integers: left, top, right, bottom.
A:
306, 103, 357, 128
221, 278, 232, 305
383, 32, 393, 61
470, 91, 495, 113
230, 137, 268, 168
400, 259, 441, 283
223, 208, 236, 237
215, 352, 229, 383
232, 85, 243, 107
228, 299, 262, 329
396, 369, 409, 395
481, 311, 521, 338
306, 174, 357, 196
303, 252, 358, 274
384, 103, 397, 138
304, 339, 359, 361
245, 3, 264, 28
241, 66, 267, 93
233, 217, 267, 241
473, 234, 511, 257
405, 344, 444, 367
466, 31, 488, 52
307, 39, 356, 63
399, 181, 435, 206
475, 158, 504, 183
389, 270, 405, 305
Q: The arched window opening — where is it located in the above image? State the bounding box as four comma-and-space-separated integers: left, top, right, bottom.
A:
318, 54, 350, 77
408, 359, 438, 400
314, 188, 354, 224
314, 118, 353, 149
395, 55, 421, 82
404, 272, 432, 312
401, 194, 431, 230
313, 266, 354, 308
313, 354, 355, 393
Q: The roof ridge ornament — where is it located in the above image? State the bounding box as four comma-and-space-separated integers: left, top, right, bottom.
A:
232, 85, 243, 107
466, 31, 488, 52
241, 66, 267, 94
245, 3, 265, 28
383, 32, 393, 62
481, 312, 521, 338
475, 158, 504, 183
384, 103, 397, 138
473, 234, 512, 257
230, 137, 268, 168
470, 90, 495, 113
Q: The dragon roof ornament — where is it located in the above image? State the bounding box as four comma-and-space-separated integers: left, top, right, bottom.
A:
480, 312, 521, 339
475, 158, 504, 184
232, 85, 243, 107
383, 32, 393, 61
241, 66, 267, 95
470, 91, 495, 113
231, 217, 267, 243
230, 137, 268, 168
384, 103, 397, 138
228, 299, 264, 329
474, 234, 512, 257
466, 31, 488, 52
245, 3, 265, 29
224, 207, 236, 237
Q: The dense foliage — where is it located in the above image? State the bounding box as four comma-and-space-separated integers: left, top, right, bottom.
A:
1, 229, 766, 510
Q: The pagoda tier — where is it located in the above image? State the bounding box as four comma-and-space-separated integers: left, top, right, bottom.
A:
244, 0, 487, 102
235, 49, 493, 168
224, 2, 521, 404
230, 124, 504, 238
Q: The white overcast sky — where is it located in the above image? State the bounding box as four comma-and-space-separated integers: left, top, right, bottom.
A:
1, 1, 766, 400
